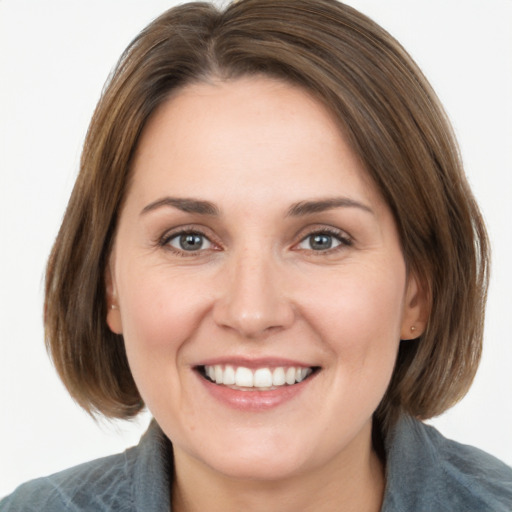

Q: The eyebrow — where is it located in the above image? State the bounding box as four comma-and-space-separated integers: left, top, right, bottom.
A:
286, 197, 374, 217
141, 197, 219, 216
140, 195, 373, 217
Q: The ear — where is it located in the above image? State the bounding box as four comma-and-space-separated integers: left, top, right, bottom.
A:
400, 272, 430, 340
105, 260, 123, 335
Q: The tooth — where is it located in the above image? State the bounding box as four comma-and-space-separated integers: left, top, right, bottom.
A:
297, 367, 311, 382
205, 364, 313, 387
235, 367, 254, 387
285, 367, 296, 385
254, 368, 273, 388
214, 365, 223, 384
272, 367, 286, 386
223, 365, 235, 385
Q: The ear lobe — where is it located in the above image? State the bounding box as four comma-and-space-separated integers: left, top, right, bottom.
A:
105, 263, 123, 335
400, 273, 430, 340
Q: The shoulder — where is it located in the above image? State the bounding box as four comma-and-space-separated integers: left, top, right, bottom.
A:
0, 420, 171, 512
423, 419, 512, 510
383, 415, 512, 512
0, 449, 136, 512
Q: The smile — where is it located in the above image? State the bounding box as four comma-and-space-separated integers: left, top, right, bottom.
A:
199, 365, 318, 390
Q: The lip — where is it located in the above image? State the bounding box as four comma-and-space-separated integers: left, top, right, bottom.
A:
195, 356, 315, 369
193, 359, 319, 412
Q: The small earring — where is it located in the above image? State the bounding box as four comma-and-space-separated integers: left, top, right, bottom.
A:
410, 326, 416, 332
110, 304, 118, 310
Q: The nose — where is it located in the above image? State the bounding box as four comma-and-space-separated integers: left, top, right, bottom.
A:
212, 249, 295, 339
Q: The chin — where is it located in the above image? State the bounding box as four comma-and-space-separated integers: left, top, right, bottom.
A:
177, 427, 316, 482
205, 450, 310, 482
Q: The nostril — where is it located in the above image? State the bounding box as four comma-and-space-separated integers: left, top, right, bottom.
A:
213, 291, 295, 338
211, 256, 296, 338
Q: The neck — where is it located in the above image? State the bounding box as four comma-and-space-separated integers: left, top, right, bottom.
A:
171, 423, 385, 512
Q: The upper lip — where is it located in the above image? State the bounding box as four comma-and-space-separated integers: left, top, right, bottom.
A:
194, 357, 318, 369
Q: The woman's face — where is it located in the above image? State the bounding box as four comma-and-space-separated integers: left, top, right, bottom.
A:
107, 77, 424, 481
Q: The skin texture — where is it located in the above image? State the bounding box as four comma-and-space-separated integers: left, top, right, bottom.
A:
106, 77, 427, 512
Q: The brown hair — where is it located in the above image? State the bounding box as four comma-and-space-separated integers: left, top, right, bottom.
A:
44, 0, 489, 429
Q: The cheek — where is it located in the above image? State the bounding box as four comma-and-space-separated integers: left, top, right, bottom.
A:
115, 266, 215, 419
116, 266, 211, 362
300, 261, 406, 369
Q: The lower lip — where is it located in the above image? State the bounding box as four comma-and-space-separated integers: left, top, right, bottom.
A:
196, 372, 316, 411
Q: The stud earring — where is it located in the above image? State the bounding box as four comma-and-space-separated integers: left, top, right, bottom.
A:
410, 326, 416, 332
110, 304, 118, 310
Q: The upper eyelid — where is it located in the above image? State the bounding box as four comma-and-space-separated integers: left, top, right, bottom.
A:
158, 224, 216, 243
294, 224, 353, 243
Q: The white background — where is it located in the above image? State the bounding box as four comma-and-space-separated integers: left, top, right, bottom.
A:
1, 0, 511, 497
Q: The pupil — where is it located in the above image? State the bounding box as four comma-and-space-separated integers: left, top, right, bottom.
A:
180, 233, 203, 251
311, 234, 332, 250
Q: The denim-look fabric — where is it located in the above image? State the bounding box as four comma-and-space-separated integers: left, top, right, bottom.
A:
381, 415, 512, 511
0, 422, 172, 512
1, 415, 511, 511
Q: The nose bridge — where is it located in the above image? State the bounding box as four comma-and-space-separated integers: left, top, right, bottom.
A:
213, 243, 294, 338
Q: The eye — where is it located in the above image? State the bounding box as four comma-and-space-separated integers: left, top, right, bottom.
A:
166, 232, 213, 252
296, 230, 351, 252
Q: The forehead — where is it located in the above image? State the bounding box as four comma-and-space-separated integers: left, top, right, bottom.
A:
128, 76, 383, 212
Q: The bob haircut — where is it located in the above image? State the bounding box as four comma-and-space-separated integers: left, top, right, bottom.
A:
45, 0, 489, 431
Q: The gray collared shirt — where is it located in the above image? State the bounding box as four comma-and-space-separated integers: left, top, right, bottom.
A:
1, 415, 511, 511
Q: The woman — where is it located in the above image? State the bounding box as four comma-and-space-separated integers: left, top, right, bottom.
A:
1, 0, 511, 510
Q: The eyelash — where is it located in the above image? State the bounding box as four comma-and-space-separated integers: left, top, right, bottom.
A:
296, 227, 353, 254
158, 228, 219, 257
158, 226, 353, 257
